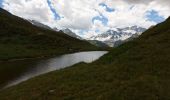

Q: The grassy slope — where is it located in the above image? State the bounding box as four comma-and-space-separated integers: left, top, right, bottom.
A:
0, 13, 170, 100
0, 8, 98, 60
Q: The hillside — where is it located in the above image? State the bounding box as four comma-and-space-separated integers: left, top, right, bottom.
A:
88, 40, 109, 48
0, 10, 170, 100
0, 8, 98, 60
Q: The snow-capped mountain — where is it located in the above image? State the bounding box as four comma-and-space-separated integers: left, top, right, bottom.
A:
29, 20, 53, 30
89, 26, 146, 47
53, 27, 60, 32
29, 20, 82, 40
62, 28, 82, 40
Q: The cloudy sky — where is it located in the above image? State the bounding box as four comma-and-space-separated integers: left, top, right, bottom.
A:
0, 0, 170, 38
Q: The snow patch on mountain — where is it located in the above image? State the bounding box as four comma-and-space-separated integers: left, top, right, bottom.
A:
62, 28, 83, 40
88, 26, 146, 47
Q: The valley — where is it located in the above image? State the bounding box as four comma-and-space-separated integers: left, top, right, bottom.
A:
0, 7, 170, 99
0, 0, 170, 99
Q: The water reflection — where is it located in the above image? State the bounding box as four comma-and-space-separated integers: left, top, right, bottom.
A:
0, 51, 107, 89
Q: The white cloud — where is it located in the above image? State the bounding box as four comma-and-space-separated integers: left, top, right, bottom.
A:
3, 0, 55, 25
51, 0, 99, 30
104, 4, 157, 28
2, 0, 170, 38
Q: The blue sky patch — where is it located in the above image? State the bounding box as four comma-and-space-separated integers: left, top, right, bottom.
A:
0, 0, 3, 8
99, 3, 115, 12
78, 30, 89, 36
47, 0, 60, 20
146, 10, 165, 23
92, 13, 108, 26
95, 29, 100, 33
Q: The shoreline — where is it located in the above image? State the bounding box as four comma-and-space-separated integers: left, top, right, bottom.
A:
0, 50, 107, 62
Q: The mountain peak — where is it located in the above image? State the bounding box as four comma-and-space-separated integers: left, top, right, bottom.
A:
29, 20, 53, 30
62, 28, 82, 40
88, 26, 146, 47
63, 28, 72, 33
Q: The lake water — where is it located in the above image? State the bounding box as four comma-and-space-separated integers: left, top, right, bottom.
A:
0, 51, 107, 89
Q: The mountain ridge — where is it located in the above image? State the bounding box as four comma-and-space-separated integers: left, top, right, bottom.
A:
89, 26, 146, 47
0, 8, 98, 60
62, 28, 83, 40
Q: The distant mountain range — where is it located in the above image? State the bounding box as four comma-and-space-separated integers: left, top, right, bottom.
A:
29, 19, 146, 48
60, 26, 146, 47
88, 26, 146, 47
30, 20, 83, 40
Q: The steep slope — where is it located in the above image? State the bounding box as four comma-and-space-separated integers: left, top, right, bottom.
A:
0, 8, 98, 60
62, 28, 82, 40
0, 13, 170, 100
113, 33, 141, 47
29, 20, 53, 30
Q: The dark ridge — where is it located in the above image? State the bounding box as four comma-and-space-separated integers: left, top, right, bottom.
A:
0, 8, 98, 60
